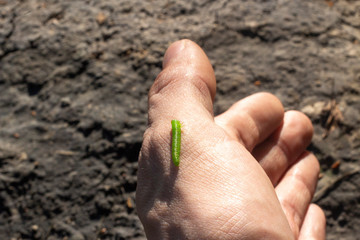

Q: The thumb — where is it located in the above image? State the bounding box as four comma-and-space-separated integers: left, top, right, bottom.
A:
148, 39, 216, 127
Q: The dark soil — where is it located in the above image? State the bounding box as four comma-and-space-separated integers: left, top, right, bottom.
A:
0, 0, 359, 239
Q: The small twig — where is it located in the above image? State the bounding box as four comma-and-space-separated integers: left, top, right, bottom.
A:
55, 150, 78, 156
313, 168, 360, 202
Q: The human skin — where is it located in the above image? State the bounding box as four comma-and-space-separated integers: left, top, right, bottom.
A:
136, 39, 326, 240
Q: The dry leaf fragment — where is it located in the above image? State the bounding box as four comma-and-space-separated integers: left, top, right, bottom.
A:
126, 197, 133, 209
331, 160, 341, 169
31, 225, 39, 231
100, 227, 107, 234
325, 1, 334, 8
322, 99, 344, 138
96, 12, 106, 25
254, 80, 261, 86
19, 152, 28, 161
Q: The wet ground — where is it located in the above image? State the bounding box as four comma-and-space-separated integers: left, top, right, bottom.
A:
0, 0, 359, 239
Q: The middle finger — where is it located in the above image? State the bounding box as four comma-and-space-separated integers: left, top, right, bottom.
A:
252, 110, 313, 185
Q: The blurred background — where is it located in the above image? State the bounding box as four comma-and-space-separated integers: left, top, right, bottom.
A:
0, 0, 359, 239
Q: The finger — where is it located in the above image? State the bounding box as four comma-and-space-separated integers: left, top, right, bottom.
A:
275, 152, 320, 238
148, 39, 216, 126
299, 204, 326, 240
253, 111, 313, 185
215, 92, 284, 151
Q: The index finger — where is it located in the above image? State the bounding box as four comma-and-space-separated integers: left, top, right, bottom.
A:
148, 39, 216, 126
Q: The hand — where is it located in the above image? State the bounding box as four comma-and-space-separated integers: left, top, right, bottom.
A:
136, 39, 326, 240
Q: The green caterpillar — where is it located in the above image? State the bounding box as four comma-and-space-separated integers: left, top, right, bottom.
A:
171, 120, 181, 166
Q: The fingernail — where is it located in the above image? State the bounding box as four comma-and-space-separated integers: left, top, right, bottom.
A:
162, 40, 187, 68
